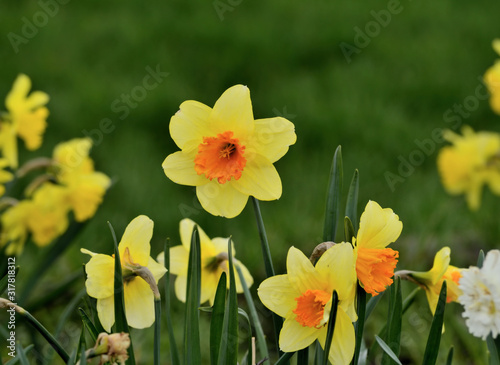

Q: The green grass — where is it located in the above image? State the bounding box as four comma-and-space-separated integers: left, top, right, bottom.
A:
1, 0, 500, 363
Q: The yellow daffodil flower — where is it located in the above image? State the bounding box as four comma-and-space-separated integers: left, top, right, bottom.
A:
485, 39, 500, 115
258, 244, 357, 365
437, 126, 500, 210
52, 138, 111, 221
0, 158, 14, 196
0, 201, 31, 256
81, 215, 167, 332
1, 74, 49, 168
406, 247, 462, 314
354, 201, 403, 296
159, 218, 253, 305
162, 85, 297, 218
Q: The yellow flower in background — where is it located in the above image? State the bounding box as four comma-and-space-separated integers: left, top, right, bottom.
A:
162, 85, 296, 218
159, 218, 253, 305
258, 244, 357, 365
52, 138, 111, 221
26, 183, 70, 247
1, 74, 49, 168
407, 247, 462, 314
0, 201, 31, 256
484, 39, 500, 115
354, 201, 402, 296
81, 215, 166, 332
0, 158, 14, 196
437, 126, 500, 210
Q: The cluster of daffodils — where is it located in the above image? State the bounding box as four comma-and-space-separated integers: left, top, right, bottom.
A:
437, 39, 500, 210
0, 75, 110, 255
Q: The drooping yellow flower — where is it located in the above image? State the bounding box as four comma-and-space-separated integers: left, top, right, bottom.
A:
159, 218, 253, 305
407, 247, 462, 314
1, 74, 49, 168
162, 85, 297, 218
81, 215, 167, 332
354, 201, 402, 296
0, 158, 14, 196
52, 138, 111, 221
437, 126, 500, 210
485, 39, 500, 115
258, 244, 357, 364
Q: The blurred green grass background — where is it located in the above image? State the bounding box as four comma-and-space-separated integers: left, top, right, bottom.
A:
2, 0, 500, 363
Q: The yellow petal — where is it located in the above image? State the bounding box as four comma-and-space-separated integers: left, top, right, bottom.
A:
5, 74, 31, 111
174, 275, 187, 302
258, 274, 298, 318
84, 254, 114, 299
356, 201, 402, 249
493, 39, 500, 57
0, 122, 18, 168
316, 242, 357, 306
318, 308, 356, 365
201, 271, 220, 305
162, 151, 208, 187
25, 91, 49, 109
211, 237, 236, 256
196, 180, 249, 218
179, 218, 213, 251
67, 172, 110, 222
170, 100, 212, 153
250, 117, 297, 163
168, 245, 189, 276
286, 246, 322, 294
411, 247, 450, 286
118, 215, 153, 266
232, 154, 282, 201
209, 85, 254, 138
147, 257, 167, 281
97, 296, 115, 332
279, 316, 319, 352
124, 278, 155, 329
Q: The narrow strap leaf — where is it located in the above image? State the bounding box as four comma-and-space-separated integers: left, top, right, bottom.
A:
381, 277, 402, 365
374, 336, 402, 365
344, 217, 355, 244
210, 273, 227, 365
365, 291, 385, 321
78, 308, 99, 343
184, 226, 201, 365
163, 238, 181, 365
345, 169, 359, 232
422, 281, 447, 365
154, 297, 161, 365
322, 290, 339, 365
297, 347, 309, 365
446, 346, 454, 365
275, 351, 294, 365
323, 146, 343, 242
352, 284, 367, 365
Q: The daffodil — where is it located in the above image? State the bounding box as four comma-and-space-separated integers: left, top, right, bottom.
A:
52, 138, 111, 221
405, 247, 462, 314
258, 244, 357, 364
485, 39, 500, 115
159, 218, 253, 305
353, 201, 402, 296
437, 126, 500, 210
81, 215, 167, 332
162, 85, 297, 218
1, 74, 49, 168
0, 158, 14, 196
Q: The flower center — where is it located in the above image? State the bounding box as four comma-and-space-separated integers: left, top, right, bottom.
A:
194, 131, 247, 184
356, 247, 399, 296
293, 289, 331, 328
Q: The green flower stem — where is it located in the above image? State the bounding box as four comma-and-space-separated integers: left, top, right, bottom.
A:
235, 265, 269, 362
352, 284, 366, 365
154, 297, 161, 365
251, 197, 284, 361
0, 300, 69, 363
